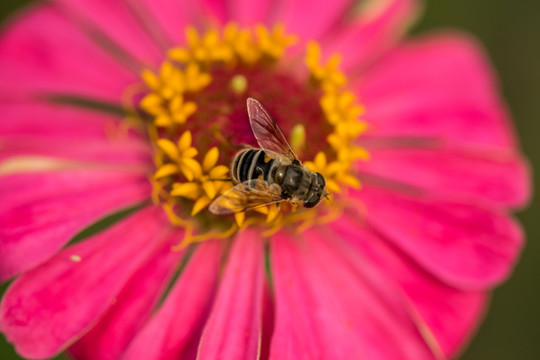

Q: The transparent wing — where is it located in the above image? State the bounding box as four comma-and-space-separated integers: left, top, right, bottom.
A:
209, 179, 285, 215
247, 98, 298, 162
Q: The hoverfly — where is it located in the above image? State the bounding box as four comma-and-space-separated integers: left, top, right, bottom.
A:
209, 98, 328, 215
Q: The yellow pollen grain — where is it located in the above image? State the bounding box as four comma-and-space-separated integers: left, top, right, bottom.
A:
290, 124, 306, 154
230, 74, 248, 94
168, 146, 232, 216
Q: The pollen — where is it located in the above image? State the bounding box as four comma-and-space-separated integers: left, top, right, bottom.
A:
170, 147, 231, 216
305, 41, 346, 90
131, 23, 368, 246
153, 131, 201, 181
230, 74, 248, 94
290, 124, 306, 154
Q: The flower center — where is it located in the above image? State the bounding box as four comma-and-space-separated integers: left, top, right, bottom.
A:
130, 23, 368, 247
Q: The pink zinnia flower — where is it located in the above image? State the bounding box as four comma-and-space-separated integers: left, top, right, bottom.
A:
0, 0, 530, 359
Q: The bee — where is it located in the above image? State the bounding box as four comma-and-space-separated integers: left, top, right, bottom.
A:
209, 98, 328, 215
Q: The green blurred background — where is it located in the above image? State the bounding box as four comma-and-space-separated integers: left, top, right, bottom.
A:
0, 0, 538, 359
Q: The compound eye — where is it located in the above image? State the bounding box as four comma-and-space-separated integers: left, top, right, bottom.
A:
304, 193, 321, 208
316, 173, 326, 189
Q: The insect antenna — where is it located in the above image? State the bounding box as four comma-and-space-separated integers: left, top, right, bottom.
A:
322, 190, 331, 200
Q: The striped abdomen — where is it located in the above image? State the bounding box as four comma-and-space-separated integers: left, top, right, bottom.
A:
231, 149, 277, 184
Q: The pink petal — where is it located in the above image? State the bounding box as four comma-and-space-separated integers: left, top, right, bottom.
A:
227, 0, 271, 26
358, 185, 524, 289
323, 0, 420, 72
358, 34, 517, 148
197, 229, 265, 360
330, 216, 486, 358
0, 169, 151, 281
0, 102, 122, 139
129, 0, 192, 45
0, 138, 151, 166
260, 282, 275, 360
53, 0, 163, 66
277, 0, 355, 41
200, 0, 228, 25
359, 146, 530, 208
0, 5, 137, 102
0, 207, 169, 359
126, 0, 228, 45
121, 241, 223, 360
270, 230, 435, 359
0, 102, 151, 165
69, 230, 185, 360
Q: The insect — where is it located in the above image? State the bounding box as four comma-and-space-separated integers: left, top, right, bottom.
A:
209, 98, 328, 215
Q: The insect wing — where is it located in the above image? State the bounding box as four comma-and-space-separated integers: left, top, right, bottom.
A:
246, 98, 298, 162
209, 179, 284, 215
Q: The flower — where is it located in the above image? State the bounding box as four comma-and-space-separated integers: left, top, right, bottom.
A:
0, 0, 530, 359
